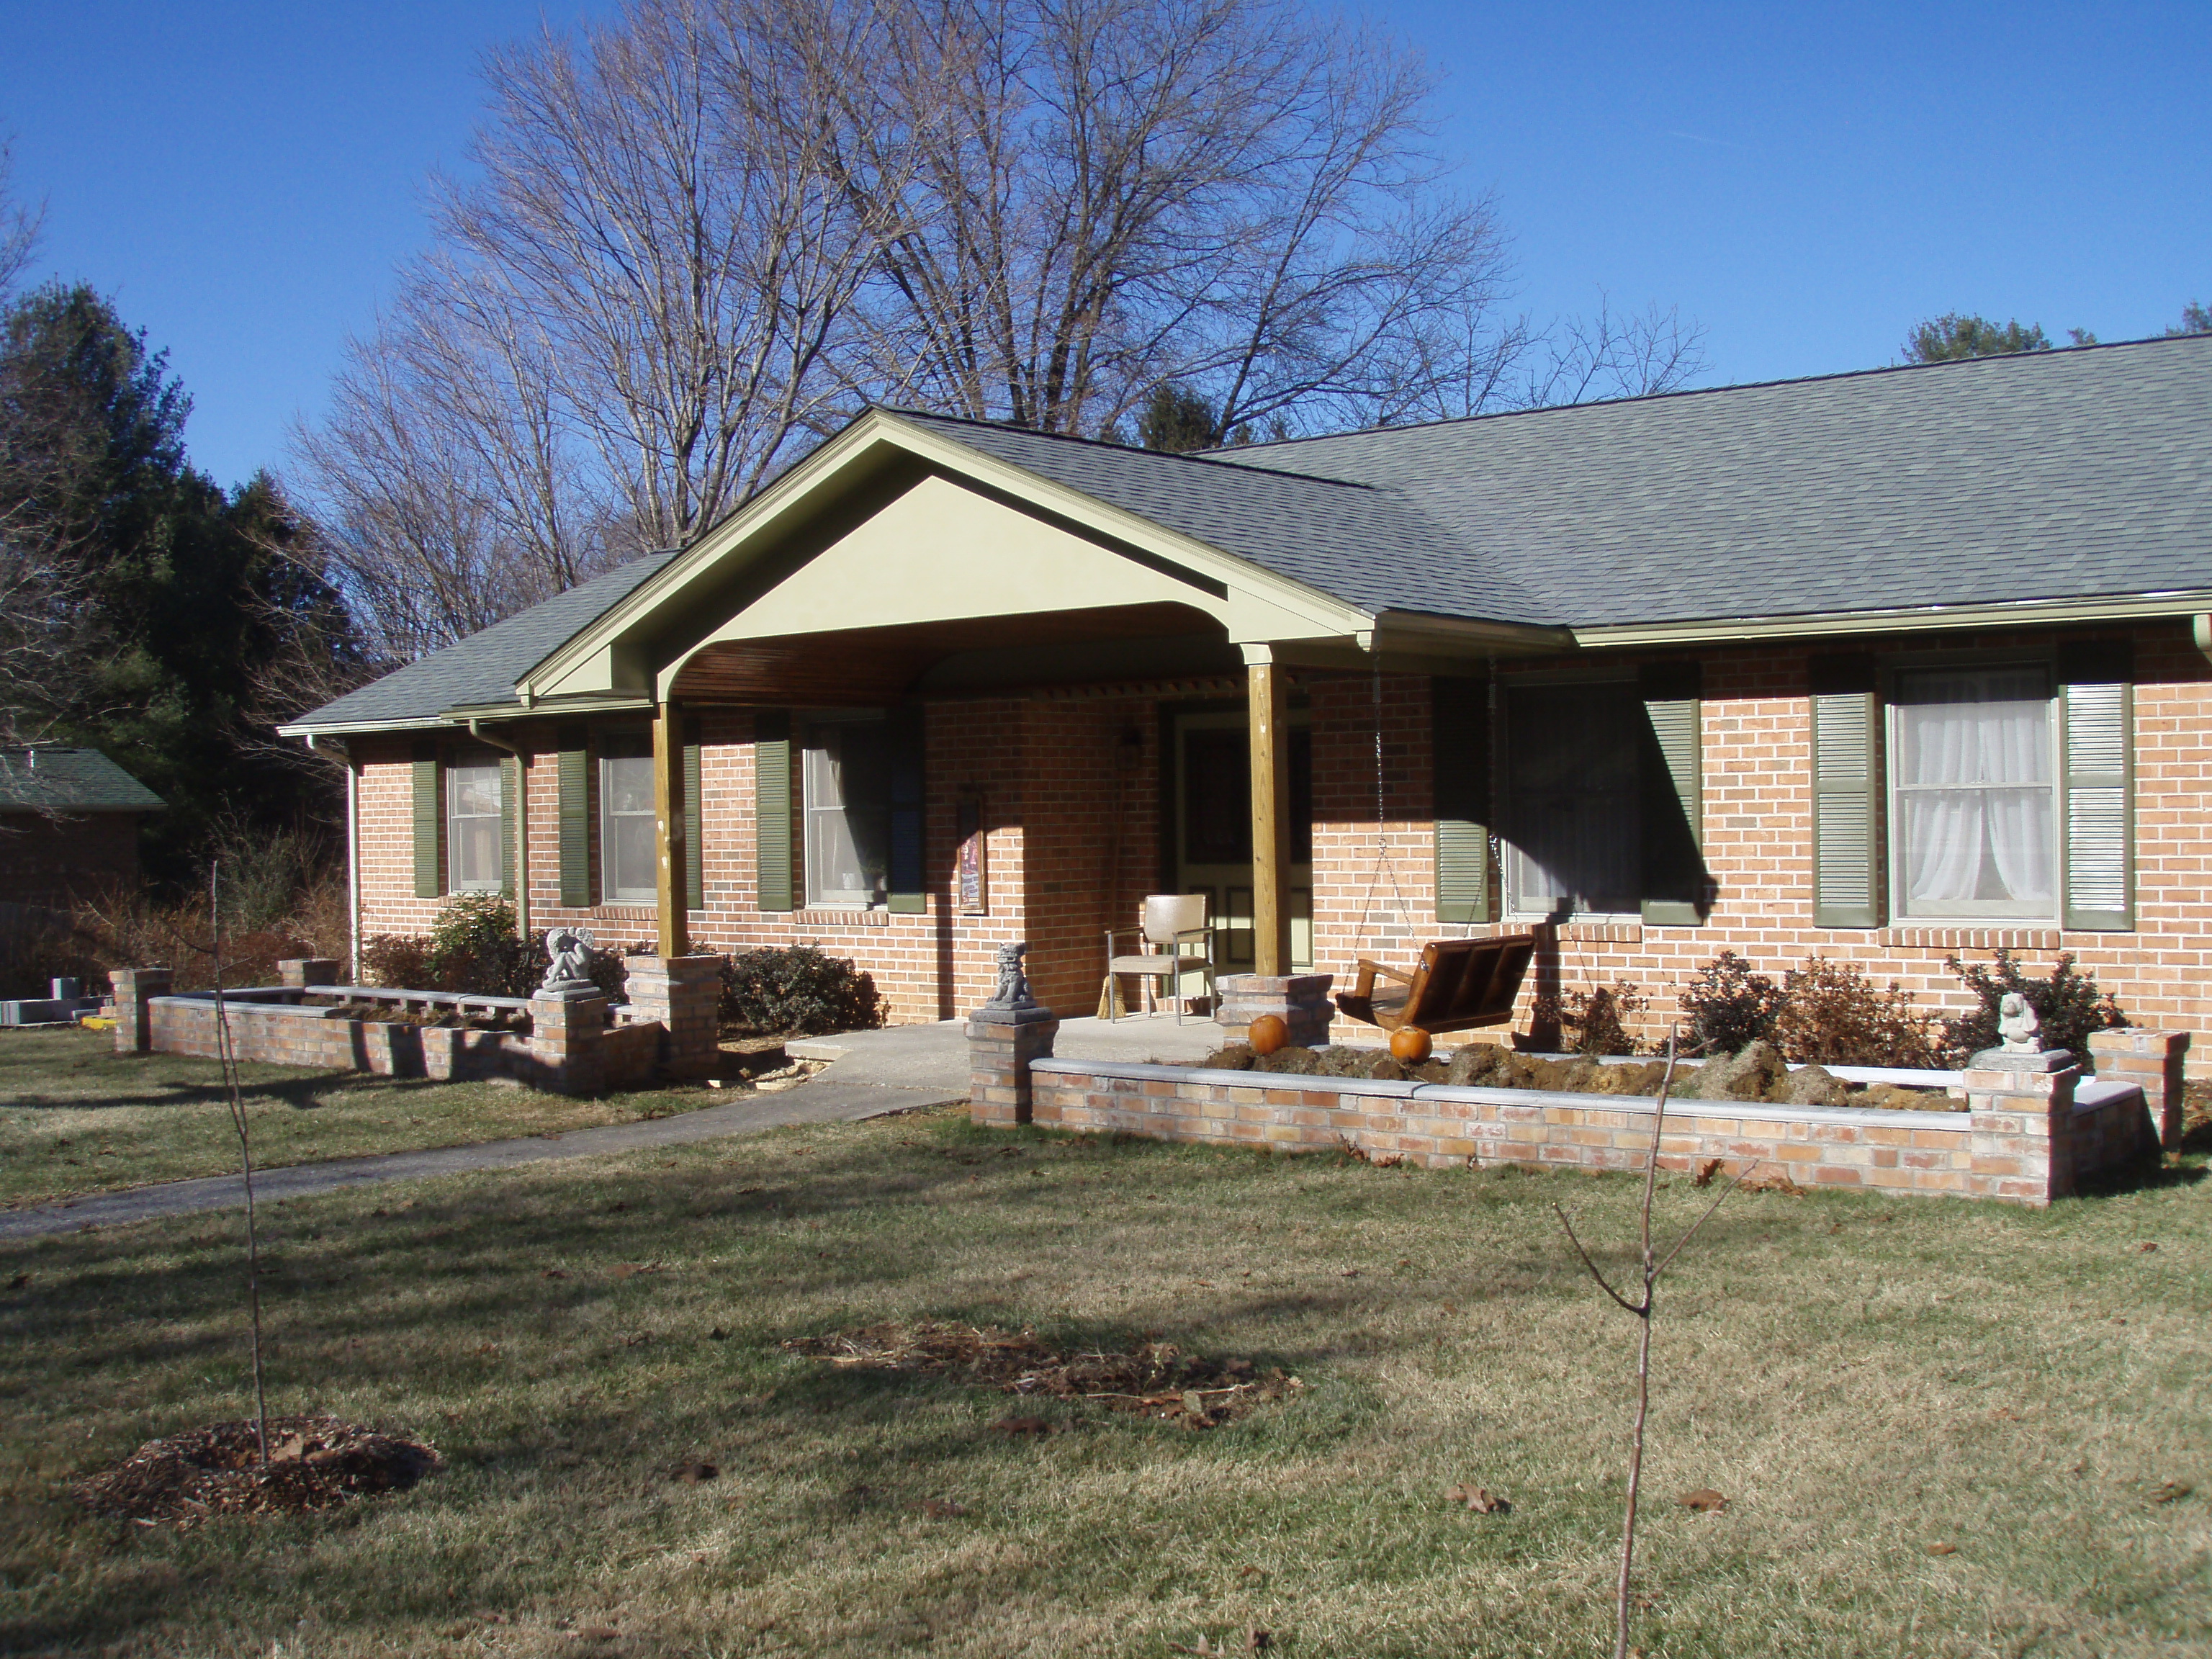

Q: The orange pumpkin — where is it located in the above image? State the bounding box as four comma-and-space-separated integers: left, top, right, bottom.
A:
1390, 1025, 1433, 1064
1247, 1013, 1290, 1056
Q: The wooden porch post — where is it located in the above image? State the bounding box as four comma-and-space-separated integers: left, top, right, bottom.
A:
653, 700, 689, 957
1246, 648, 1292, 976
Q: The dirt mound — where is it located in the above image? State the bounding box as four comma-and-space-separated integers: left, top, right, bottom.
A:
76, 1414, 442, 1525
785, 1322, 1303, 1428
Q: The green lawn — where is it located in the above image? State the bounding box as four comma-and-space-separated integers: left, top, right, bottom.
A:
0, 1098, 2205, 1658
0, 1028, 721, 1210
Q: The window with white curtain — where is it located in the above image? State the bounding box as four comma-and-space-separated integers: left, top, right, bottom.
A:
803, 716, 889, 908
446, 763, 503, 891
1890, 666, 2056, 918
599, 734, 657, 904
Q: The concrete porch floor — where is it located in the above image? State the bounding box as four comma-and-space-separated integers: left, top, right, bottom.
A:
788, 1012, 1227, 1093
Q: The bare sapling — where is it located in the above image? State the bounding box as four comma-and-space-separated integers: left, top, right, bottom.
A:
200, 863, 271, 1465
1550, 1031, 1756, 1659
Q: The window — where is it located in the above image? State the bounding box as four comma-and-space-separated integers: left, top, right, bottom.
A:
1501, 680, 1642, 917
600, 734, 657, 904
446, 763, 503, 891
1890, 666, 2056, 919
803, 716, 889, 908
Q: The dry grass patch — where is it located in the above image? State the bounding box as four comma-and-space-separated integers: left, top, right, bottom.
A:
0, 1028, 719, 1209
0, 1103, 2206, 1656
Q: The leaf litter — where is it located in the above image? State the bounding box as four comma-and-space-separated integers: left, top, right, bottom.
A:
75, 1413, 441, 1525
783, 1321, 1303, 1427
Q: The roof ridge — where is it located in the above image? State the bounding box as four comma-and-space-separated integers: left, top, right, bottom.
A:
1208, 331, 2212, 457
872, 405, 1393, 493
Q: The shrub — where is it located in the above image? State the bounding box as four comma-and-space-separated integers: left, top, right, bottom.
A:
1941, 950, 2126, 1064
1532, 979, 1650, 1056
1677, 951, 1782, 1056
720, 944, 886, 1035
0, 904, 102, 999
1770, 955, 1938, 1068
426, 895, 539, 997
361, 932, 433, 990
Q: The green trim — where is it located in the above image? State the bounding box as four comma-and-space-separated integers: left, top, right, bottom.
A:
556, 727, 590, 909
498, 755, 518, 898
1638, 662, 1704, 926
754, 711, 794, 912
886, 703, 926, 914
411, 742, 442, 899
1431, 676, 1491, 925
2061, 678, 2134, 932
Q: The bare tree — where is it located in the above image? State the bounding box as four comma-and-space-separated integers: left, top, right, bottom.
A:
0, 136, 42, 302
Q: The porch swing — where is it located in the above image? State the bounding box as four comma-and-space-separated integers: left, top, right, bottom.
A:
1332, 659, 1537, 1039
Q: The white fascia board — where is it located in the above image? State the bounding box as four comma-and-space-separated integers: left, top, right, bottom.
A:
1572, 589, 2212, 648
276, 716, 460, 737
518, 410, 1375, 703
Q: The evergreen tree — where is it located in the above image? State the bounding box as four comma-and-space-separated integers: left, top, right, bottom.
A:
1136, 383, 1223, 452
1901, 313, 2054, 363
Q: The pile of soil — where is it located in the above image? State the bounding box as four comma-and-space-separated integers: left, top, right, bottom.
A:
75, 1415, 442, 1525
785, 1322, 1303, 1429
305, 998, 527, 1034
1202, 1037, 1952, 1112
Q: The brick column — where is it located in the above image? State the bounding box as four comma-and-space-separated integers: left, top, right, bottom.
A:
2088, 1028, 2190, 1154
968, 1004, 1059, 1127
528, 991, 606, 1096
1965, 1051, 2080, 1205
622, 953, 727, 1077
1214, 972, 1335, 1047
278, 958, 341, 989
109, 966, 172, 1054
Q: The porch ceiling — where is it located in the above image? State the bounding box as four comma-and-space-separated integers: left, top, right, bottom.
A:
667, 601, 1226, 706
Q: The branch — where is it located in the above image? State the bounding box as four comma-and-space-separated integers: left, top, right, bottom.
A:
1653, 1161, 1758, 1282
1551, 1203, 1640, 1314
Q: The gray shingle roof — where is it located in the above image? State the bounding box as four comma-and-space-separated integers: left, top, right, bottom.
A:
292, 336, 2212, 732
0, 749, 164, 812
1208, 336, 2212, 628
885, 409, 1554, 621
288, 551, 680, 730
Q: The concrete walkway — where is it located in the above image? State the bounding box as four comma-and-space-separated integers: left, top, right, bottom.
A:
0, 1076, 957, 1242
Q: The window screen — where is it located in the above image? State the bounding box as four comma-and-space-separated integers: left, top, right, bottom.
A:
1502, 681, 1640, 917
446, 763, 503, 892
804, 717, 890, 908
1892, 666, 2056, 919
599, 735, 657, 904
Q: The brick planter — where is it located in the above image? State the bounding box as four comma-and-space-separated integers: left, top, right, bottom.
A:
968, 1025, 2181, 1206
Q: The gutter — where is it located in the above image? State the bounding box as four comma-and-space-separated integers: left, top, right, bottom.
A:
1570, 589, 2212, 649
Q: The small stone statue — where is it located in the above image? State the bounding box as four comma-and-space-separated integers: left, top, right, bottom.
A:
986, 941, 1035, 1010
541, 925, 598, 994
1997, 992, 2042, 1053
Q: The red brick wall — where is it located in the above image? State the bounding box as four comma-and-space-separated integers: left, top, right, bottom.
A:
353, 618, 2212, 1069
0, 811, 140, 909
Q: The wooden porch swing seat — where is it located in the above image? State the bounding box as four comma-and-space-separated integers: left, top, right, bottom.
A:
1334, 933, 1539, 1035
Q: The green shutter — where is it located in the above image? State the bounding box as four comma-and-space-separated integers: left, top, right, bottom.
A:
557, 726, 590, 909
755, 710, 795, 912
2060, 641, 2134, 932
499, 755, 518, 898
683, 719, 703, 912
1639, 662, 1706, 925
1431, 676, 1491, 925
412, 741, 442, 899
1809, 655, 1880, 928
886, 703, 926, 913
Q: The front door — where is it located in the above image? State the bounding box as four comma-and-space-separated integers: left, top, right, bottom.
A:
1172, 709, 1313, 975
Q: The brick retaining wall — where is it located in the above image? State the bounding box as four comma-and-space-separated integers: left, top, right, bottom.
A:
1013, 1056, 2159, 1208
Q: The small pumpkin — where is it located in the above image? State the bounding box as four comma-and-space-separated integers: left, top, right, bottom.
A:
1390, 1025, 1433, 1064
1247, 1013, 1290, 1056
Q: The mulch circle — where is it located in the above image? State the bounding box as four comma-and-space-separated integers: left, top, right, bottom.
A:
75, 1413, 443, 1526
784, 1322, 1304, 1428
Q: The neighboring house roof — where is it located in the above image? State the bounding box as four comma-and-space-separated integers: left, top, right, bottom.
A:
287, 551, 681, 732
0, 748, 165, 813
1205, 336, 2212, 630
287, 335, 2212, 732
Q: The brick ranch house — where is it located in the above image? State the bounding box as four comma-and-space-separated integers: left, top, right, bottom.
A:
284, 336, 2212, 1071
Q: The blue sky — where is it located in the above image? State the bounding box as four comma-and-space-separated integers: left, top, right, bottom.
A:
4, 1, 2206, 490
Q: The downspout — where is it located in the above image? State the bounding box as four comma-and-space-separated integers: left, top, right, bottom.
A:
2193, 614, 2212, 665
304, 734, 360, 984
467, 719, 530, 940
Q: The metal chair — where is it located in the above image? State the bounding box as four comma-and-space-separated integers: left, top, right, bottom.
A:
1102, 894, 1215, 1022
